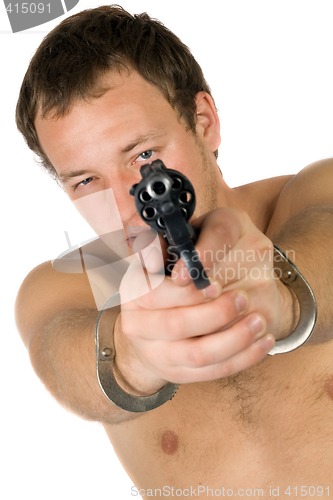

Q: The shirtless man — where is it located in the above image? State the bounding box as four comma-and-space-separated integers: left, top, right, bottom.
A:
15, 5, 333, 498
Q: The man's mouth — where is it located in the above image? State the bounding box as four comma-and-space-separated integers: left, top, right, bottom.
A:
125, 227, 153, 250
126, 236, 138, 249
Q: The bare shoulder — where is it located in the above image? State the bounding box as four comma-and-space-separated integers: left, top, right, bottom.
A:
15, 261, 96, 347
265, 157, 333, 236
235, 157, 333, 236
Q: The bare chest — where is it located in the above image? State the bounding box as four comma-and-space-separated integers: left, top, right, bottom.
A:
106, 342, 333, 495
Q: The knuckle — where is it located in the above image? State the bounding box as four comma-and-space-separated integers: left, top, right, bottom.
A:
187, 341, 210, 368
255, 237, 273, 262
214, 358, 234, 379
245, 230, 272, 257
212, 300, 234, 327
167, 312, 185, 339
211, 219, 232, 240
255, 275, 273, 294
135, 291, 155, 309
245, 313, 266, 338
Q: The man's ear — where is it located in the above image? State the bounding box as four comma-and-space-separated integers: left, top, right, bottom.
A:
195, 91, 221, 152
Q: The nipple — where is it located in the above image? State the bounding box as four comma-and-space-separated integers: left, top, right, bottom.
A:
324, 375, 333, 400
161, 430, 179, 455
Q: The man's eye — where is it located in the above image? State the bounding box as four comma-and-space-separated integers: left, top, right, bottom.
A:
131, 149, 157, 166
76, 177, 94, 189
138, 150, 154, 161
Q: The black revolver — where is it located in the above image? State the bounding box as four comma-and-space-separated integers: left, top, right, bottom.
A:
130, 159, 210, 289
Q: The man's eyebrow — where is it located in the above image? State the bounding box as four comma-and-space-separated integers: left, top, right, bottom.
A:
121, 132, 164, 154
59, 170, 91, 183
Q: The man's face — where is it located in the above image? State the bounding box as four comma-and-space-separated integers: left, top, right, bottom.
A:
35, 70, 221, 241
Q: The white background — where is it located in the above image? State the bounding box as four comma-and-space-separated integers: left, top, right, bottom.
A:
1, 1, 333, 499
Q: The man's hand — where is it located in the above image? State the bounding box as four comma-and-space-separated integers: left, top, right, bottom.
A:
114, 208, 296, 393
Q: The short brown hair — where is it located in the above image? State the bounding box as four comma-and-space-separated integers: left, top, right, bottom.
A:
16, 5, 212, 177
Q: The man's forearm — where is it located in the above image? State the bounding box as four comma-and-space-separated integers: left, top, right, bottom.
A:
28, 307, 141, 424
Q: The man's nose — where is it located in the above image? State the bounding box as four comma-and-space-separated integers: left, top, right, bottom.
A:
104, 173, 142, 230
